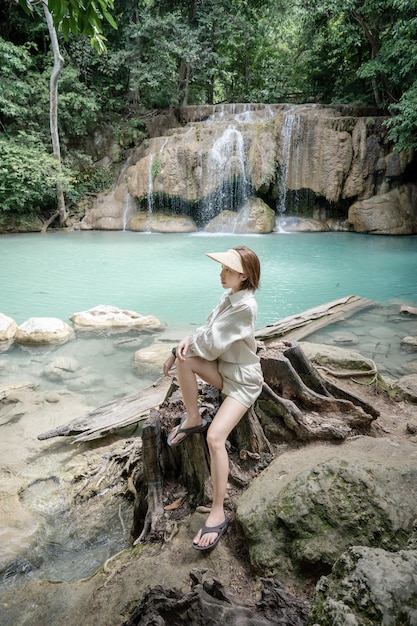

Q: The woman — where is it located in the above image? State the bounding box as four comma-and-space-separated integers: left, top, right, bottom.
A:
162, 245, 263, 551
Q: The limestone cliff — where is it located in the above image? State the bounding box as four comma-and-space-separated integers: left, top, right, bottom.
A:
81, 103, 416, 234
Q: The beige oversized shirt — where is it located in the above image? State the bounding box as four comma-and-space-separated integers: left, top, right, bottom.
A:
187, 289, 263, 407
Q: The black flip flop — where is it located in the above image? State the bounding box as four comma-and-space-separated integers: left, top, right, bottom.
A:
167, 418, 208, 447
192, 516, 230, 551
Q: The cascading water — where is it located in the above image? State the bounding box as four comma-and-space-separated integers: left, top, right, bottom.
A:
200, 125, 250, 224
276, 108, 301, 216
147, 153, 155, 220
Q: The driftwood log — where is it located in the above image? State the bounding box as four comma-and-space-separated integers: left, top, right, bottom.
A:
121, 572, 309, 626
133, 339, 379, 544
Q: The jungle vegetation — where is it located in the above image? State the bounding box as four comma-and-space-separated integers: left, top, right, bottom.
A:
1, 0, 416, 225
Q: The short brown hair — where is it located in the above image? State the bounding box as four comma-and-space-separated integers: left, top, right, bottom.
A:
234, 246, 261, 291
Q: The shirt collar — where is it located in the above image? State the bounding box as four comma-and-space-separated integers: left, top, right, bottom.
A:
227, 289, 254, 306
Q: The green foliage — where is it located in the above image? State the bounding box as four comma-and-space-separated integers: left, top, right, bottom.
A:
386, 81, 417, 151
0, 132, 73, 213
18, 0, 117, 52
0, 0, 415, 225
0, 36, 34, 122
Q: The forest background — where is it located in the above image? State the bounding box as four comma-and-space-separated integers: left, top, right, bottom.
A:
1, 0, 416, 228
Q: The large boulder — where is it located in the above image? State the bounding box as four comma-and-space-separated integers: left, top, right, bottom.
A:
205, 198, 275, 233
309, 546, 417, 625
128, 212, 197, 233
348, 184, 417, 234
79, 181, 136, 231
70, 305, 165, 332
15, 318, 74, 345
236, 437, 417, 587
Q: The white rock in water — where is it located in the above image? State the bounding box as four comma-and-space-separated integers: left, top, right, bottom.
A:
70, 305, 164, 331
15, 318, 74, 345
0, 313, 18, 342
401, 336, 417, 349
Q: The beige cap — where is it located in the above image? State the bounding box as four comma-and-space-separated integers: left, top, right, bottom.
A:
206, 249, 244, 273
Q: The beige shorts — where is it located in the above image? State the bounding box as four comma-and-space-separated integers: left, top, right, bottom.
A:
218, 360, 263, 408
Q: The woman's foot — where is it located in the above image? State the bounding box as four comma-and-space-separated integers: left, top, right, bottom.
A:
192, 513, 229, 550
167, 417, 208, 447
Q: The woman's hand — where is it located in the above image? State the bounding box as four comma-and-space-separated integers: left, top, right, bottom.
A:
177, 336, 191, 361
162, 353, 176, 377
163, 336, 191, 376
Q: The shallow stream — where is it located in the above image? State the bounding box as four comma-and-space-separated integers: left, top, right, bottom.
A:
1, 231, 416, 585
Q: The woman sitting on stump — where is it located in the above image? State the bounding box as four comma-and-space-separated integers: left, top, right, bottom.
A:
163, 245, 263, 551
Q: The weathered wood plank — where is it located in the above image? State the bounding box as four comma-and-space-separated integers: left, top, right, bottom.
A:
37, 377, 173, 442
255, 295, 376, 343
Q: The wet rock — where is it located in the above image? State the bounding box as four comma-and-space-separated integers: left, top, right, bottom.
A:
236, 438, 417, 587
401, 335, 417, 349
70, 305, 165, 332
309, 546, 417, 625
400, 304, 417, 316
275, 217, 329, 232
348, 185, 417, 235
42, 357, 80, 381
133, 342, 176, 375
129, 212, 198, 232
299, 342, 376, 373
391, 374, 417, 403
206, 198, 275, 233
15, 318, 74, 345
0, 313, 17, 342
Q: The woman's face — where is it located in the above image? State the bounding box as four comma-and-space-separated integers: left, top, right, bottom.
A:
220, 265, 247, 293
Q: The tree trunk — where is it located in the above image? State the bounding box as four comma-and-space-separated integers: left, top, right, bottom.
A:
132, 341, 379, 543
43, 1, 68, 228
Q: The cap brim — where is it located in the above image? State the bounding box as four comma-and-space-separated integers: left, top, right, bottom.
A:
206, 250, 244, 274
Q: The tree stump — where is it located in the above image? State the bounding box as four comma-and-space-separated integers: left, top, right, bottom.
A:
132, 341, 379, 543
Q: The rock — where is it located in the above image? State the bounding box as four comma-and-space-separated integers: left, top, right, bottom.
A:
205, 210, 239, 232
235, 198, 275, 234
128, 213, 198, 233
309, 546, 417, 625
299, 342, 375, 373
348, 184, 417, 235
391, 374, 417, 403
70, 305, 165, 331
401, 336, 417, 349
275, 216, 329, 232
236, 438, 417, 587
81, 104, 414, 233
42, 357, 80, 381
0, 313, 17, 342
79, 181, 134, 231
205, 198, 275, 233
15, 318, 74, 345
133, 343, 176, 375
325, 218, 352, 232
400, 305, 417, 316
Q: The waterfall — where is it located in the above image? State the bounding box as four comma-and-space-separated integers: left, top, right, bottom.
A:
147, 154, 155, 219
277, 109, 301, 215
122, 187, 136, 230
201, 125, 250, 224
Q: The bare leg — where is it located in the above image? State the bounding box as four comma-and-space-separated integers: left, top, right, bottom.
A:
168, 356, 223, 445
193, 396, 247, 549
